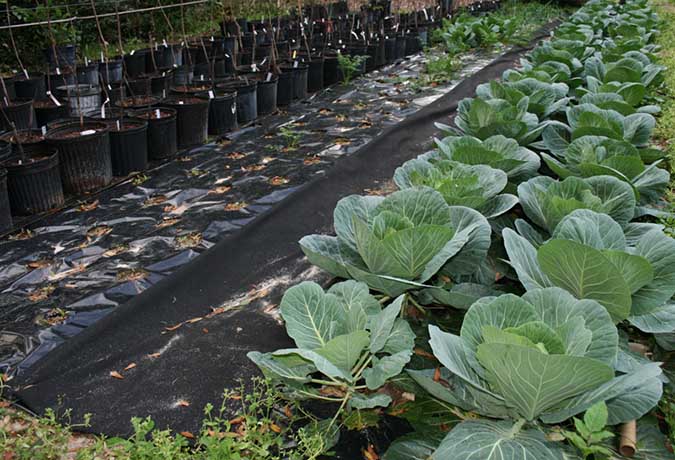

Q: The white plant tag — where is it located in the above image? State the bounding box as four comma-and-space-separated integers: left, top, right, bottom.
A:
293, 61, 298, 68
130, 49, 136, 55
100, 51, 105, 61
351, 30, 358, 39
56, 67, 61, 75
266, 72, 272, 82
162, 89, 166, 98
81, 129, 96, 136
200, 74, 204, 80
292, 50, 297, 58
210, 36, 214, 42
178, 101, 184, 105
46, 91, 61, 106
85, 56, 90, 65
155, 109, 161, 118
116, 120, 121, 130
231, 103, 236, 114
41, 126, 47, 135
261, 57, 267, 65
163, 39, 168, 48
208, 90, 214, 99
423, 9, 429, 20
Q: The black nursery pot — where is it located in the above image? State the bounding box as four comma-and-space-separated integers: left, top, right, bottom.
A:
45, 121, 112, 194
45, 44, 77, 70
305, 57, 325, 92
115, 95, 161, 111
5, 149, 64, 215
197, 91, 238, 135
132, 107, 178, 160
77, 64, 100, 85
216, 80, 257, 124
0, 139, 11, 164
256, 75, 278, 115
126, 77, 151, 97
14, 73, 47, 100
285, 63, 308, 100
162, 97, 210, 149
0, 99, 35, 131
34, 99, 69, 127
276, 68, 295, 106
100, 59, 124, 84
0, 130, 45, 159
405, 35, 421, 55
124, 51, 148, 78
384, 37, 397, 63
0, 169, 12, 233
395, 35, 407, 59
47, 71, 76, 92
323, 55, 340, 86
108, 119, 149, 176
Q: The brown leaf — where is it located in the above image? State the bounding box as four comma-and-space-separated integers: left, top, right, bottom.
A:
123, 363, 137, 371
202, 328, 209, 334
110, 371, 124, 380
164, 323, 183, 332
177, 400, 190, 407
270, 423, 282, 433
362, 444, 379, 460
229, 416, 245, 425
147, 352, 161, 359
180, 431, 194, 439
78, 200, 99, 212
283, 405, 293, 418
414, 348, 436, 360
433, 367, 441, 382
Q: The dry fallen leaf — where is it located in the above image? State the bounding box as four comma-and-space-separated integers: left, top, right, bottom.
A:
123, 363, 137, 371
270, 423, 282, 433
147, 352, 161, 359
78, 200, 99, 212
180, 431, 194, 439
363, 444, 379, 460
229, 416, 245, 425
110, 371, 124, 380
177, 400, 190, 407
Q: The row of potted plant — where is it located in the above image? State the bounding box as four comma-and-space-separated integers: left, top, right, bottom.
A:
0, 6, 438, 233
248, 0, 674, 457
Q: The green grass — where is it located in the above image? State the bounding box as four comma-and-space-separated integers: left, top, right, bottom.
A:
0, 378, 330, 460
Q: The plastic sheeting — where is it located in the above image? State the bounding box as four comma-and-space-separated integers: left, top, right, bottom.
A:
0, 48, 498, 374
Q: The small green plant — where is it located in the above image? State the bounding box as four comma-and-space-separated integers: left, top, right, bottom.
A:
425, 55, 460, 83
562, 402, 614, 460
337, 54, 367, 85
279, 126, 301, 151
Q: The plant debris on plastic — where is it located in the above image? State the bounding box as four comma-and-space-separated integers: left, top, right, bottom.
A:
0, 47, 498, 375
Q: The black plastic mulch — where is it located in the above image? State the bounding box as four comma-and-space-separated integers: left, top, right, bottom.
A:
0, 48, 499, 374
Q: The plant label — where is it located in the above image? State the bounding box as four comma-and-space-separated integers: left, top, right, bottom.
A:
116, 120, 121, 130
163, 39, 168, 48
231, 104, 236, 114
81, 130, 96, 136
41, 126, 47, 135
208, 90, 214, 99
266, 73, 272, 82
130, 49, 136, 55
101, 51, 105, 61
56, 67, 61, 75
46, 91, 62, 107
155, 109, 161, 119
293, 61, 299, 68
178, 101, 184, 105
423, 9, 429, 20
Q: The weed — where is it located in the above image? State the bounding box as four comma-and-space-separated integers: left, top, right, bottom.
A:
337, 54, 367, 85
279, 126, 301, 151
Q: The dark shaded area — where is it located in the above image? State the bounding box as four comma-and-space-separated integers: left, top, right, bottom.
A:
12, 22, 558, 444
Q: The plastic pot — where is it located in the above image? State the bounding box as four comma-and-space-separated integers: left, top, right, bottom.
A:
1, 75, 16, 101
395, 35, 407, 59
126, 77, 151, 97
0, 168, 12, 233
405, 35, 421, 55
0, 139, 11, 164
45, 45, 77, 70
170, 82, 214, 97
34, 99, 69, 128
115, 95, 160, 111
292, 64, 309, 100
145, 71, 172, 97
100, 60, 123, 83
47, 71, 76, 93
45, 121, 112, 194
306, 58, 325, 92
5, 149, 64, 215
124, 51, 148, 78
384, 37, 397, 63
108, 119, 149, 176
323, 55, 340, 86
132, 107, 177, 160
14, 73, 46, 100
54, 84, 102, 117
0, 99, 35, 131
77, 64, 100, 85
197, 91, 238, 135
0, 130, 45, 159
173, 65, 194, 86
216, 80, 257, 124
276, 68, 295, 106
161, 97, 209, 149
107, 82, 126, 105
256, 75, 278, 115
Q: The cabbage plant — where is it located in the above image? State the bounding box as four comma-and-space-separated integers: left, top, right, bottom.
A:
299, 187, 491, 296
476, 78, 570, 118
584, 52, 664, 89
540, 133, 669, 204
431, 135, 541, 185
517, 175, 636, 234
449, 96, 548, 146
404, 289, 662, 459
503, 209, 675, 332
248, 281, 414, 412
393, 158, 517, 219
